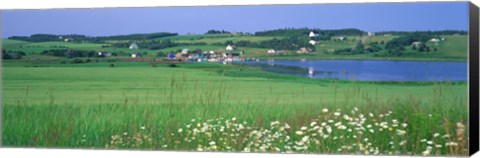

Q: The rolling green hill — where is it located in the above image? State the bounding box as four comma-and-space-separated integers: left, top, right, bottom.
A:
2, 31, 469, 61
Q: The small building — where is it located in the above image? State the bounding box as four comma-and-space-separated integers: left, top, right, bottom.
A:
167, 53, 176, 59
129, 43, 139, 49
367, 32, 376, 36
412, 41, 423, 47
226, 45, 236, 50
98, 52, 112, 57
190, 53, 200, 59
309, 31, 318, 38
267, 49, 276, 54
309, 40, 318, 45
181, 48, 189, 54
429, 38, 440, 43
64, 38, 74, 42
131, 53, 142, 58
176, 53, 185, 59
297, 47, 312, 54
338, 36, 346, 41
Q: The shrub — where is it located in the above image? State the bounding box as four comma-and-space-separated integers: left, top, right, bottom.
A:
71, 59, 84, 64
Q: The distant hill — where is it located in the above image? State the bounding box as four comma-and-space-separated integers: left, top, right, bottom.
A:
8, 32, 178, 42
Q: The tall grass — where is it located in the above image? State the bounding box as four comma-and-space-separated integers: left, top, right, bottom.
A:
2, 70, 468, 156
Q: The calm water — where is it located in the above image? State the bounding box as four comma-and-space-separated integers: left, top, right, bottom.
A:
255, 59, 467, 81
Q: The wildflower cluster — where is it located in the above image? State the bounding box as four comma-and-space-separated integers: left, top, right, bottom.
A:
105, 126, 153, 149
104, 107, 467, 156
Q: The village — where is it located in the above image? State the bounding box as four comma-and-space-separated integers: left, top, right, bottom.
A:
109, 31, 327, 64
93, 30, 447, 64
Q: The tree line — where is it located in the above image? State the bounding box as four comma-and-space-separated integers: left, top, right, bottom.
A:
212, 37, 315, 51
383, 32, 439, 56
8, 32, 178, 42
111, 40, 207, 50
375, 30, 467, 36
2, 49, 26, 59
254, 28, 365, 40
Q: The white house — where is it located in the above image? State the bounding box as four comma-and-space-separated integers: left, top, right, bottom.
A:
181, 48, 189, 54
267, 49, 276, 54
309, 40, 318, 45
131, 53, 142, 58
226, 45, 236, 50
429, 38, 440, 43
367, 32, 376, 36
64, 38, 74, 42
309, 31, 318, 38
412, 41, 423, 46
129, 43, 139, 49
338, 36, 346, 41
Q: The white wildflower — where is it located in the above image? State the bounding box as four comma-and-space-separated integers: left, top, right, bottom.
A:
270, 121, 280, 127
326, 126, 332, 133
396, 129, 406, 136
322, 108, 329, 113
238, 124, 245, 130
296, 131, 304, 135
302, 136, 309, 142
209, 141, 216, 146
445, 142, 458, 146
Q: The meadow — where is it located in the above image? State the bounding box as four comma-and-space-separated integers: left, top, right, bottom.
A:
1, 61, 469, 156
2, 33, 468, 61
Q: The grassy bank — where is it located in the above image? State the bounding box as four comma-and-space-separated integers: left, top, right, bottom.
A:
1, 62, 469, 156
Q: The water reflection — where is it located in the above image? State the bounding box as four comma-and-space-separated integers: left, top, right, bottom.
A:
253, 59, 467, 81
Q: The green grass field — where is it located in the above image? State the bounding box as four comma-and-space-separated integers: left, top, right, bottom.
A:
0, 32, 470, 155
2, 34, 468, 61
1, 61, 469, 156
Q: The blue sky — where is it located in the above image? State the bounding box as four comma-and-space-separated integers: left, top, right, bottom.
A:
1, 2, 469, 37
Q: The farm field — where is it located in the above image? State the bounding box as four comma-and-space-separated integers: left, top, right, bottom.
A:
1, 2, 472, 156
1, 28, 470, 156
2, 61, 468, 156
2, 33, 468, 61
